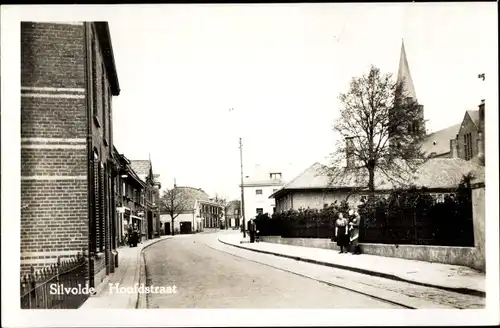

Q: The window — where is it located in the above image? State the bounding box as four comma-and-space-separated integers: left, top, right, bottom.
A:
256, 208, 263, 215
270, 173, 282, 180
255, 189, 263, 195
464, 133, 473, 160
435, 194, 445, 203
101, 63, 108, 144
91, 37, 100, 128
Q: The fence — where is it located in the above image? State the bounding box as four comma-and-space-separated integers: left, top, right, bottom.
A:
20, 253, 89, 309
256, 188, 474, 247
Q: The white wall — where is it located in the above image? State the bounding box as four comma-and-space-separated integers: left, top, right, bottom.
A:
160, 213, 199, 233
276, 190, 361, 212
243, 184, 282, 219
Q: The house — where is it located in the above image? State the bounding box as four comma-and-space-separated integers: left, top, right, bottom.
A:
159, 187, 224, 234
129, 159, 162, 240
270, 157, 485, 212
239, 164, 294, 219
20, 22, 120, 290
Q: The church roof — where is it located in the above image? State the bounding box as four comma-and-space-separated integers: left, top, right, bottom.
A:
466, 110, 480, 128
397, 40, 417, 100
421, 124, 461, 157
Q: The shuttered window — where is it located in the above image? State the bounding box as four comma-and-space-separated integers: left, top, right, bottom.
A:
93, 161, 101, 252
99, 163, 105, 252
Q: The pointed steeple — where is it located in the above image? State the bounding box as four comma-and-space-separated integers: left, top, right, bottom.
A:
397, 39, 417, 100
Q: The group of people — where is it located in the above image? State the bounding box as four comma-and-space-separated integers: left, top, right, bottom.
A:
240, 211, 360, 253
126, 225, 140, 247
333, 209, 361, 254
242, 218, 259, 243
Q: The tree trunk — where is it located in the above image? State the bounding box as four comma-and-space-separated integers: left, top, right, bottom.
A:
368, 165, 375, 195
171, 216, 175, 236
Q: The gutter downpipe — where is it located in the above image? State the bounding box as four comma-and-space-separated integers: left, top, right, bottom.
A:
84, 22, 95, 288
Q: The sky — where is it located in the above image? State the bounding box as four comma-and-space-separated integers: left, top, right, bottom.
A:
97, 3, 495, 200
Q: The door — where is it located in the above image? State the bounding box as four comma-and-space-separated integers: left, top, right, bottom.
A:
180, 222, 192, 234
164, 222, 171, 235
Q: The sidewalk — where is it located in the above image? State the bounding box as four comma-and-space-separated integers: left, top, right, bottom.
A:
80, 236, 171, 309
218, 233, 485, 297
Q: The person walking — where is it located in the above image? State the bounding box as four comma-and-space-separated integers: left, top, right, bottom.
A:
334, 213, 349, 253
349, 211, 361, 254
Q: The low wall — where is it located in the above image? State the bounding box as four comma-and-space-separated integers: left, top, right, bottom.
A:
260, 236, 484, 271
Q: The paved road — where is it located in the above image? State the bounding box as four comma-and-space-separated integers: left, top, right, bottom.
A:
143, 233, 402, 309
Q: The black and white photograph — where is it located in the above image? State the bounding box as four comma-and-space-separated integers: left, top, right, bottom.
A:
1, 2, 499, 327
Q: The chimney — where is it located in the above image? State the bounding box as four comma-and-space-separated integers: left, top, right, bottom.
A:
450, 135, 459, 158
345, 137, 355, 168
477, 100, 485, 165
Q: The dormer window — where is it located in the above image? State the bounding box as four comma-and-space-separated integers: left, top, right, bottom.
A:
270, 173, 282, 180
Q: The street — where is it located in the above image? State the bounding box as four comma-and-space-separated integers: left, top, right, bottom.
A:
144, 233, 404, 309
143, 232, 485, 309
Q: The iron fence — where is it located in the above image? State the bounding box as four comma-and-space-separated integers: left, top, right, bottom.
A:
20, 253, 89, 309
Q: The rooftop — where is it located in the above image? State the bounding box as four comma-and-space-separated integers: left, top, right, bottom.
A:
129, 160, 151, 182
270, 159, 485, 199
93, 22, 120, 96
421, 123, 461, 157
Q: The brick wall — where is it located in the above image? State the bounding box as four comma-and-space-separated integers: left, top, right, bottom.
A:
20, 22, 89, 275
88, 23, 116, 280
457, 113, 479, 161
21, 22, 85, 88
20, 21, 119, 287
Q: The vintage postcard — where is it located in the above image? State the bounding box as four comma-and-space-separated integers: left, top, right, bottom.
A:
1, 3, 499, 327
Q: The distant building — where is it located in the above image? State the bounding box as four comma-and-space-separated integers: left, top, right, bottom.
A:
113, 147, 147, 245
225, 200, 242, 229
130, 159, 162, 240
396, 40, 486, 165
240, 164, 294, 219
20, 22, 120, 290
159, 187, 224, 234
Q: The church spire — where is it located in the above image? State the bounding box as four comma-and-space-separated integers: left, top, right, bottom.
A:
397, 39, 417, 100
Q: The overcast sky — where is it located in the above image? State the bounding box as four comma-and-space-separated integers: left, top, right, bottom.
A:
106, 3, 497, 200
6, 3, 496, 200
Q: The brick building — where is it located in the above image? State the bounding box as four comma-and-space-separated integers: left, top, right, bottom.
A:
129, 159, 161, 240
113, 147, 147, 245
20, 21, 120, 289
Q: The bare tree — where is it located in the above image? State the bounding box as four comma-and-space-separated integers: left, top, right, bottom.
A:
324, 65, 427, 194
160, 187, 190, 236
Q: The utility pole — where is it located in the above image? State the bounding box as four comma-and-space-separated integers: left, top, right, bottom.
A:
239, 138, 246, 238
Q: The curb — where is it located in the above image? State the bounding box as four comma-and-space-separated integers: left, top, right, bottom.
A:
218, 238, 485, 298
136, 236, 173, 309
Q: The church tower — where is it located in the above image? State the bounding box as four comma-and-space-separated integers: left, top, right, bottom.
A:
394, 40, 425, 136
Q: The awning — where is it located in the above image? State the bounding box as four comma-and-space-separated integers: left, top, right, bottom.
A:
116, 207, 130, 214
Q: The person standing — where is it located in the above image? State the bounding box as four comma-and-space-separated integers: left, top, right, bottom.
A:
334, 213, 349, 253
349, 211, 361, 254
248, 219, 256, 243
